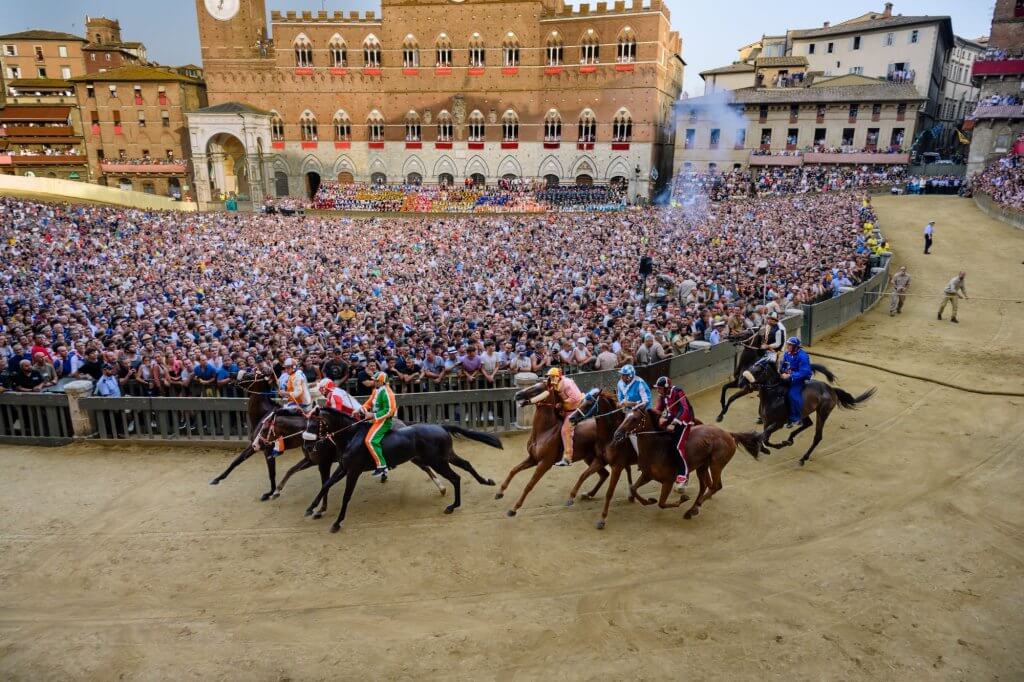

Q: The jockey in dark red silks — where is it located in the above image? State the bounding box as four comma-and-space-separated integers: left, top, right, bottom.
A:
654, 376, 695, 491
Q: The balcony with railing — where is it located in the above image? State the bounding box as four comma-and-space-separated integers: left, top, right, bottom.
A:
972, 59, 1024, 78
100, 160, 187, 174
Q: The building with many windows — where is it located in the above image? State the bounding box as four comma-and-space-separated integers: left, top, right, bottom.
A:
0, 30, 89, 82
937, 36, 984, 157
187, 0, 684, 208
673, 75, 923, 172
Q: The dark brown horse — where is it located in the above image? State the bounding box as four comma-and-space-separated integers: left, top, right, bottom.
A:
613, 407, 761, 525
497, 381, 604, 517
567, 389, 637, 511
739, 356, 875, 465
208, 367, 313, 501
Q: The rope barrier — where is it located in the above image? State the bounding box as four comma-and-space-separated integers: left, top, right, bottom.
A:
808, 351, 1024, 398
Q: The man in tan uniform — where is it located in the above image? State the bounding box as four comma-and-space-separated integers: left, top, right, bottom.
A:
889, 266, 911, 316
937, 271, 968, 323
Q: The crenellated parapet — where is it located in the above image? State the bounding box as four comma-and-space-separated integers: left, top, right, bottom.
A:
270, 9, 382, 24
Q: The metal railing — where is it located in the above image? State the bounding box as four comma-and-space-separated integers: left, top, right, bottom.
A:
0, 392, 73, 445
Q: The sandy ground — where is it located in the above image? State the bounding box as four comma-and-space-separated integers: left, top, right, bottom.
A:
1, 195, 1023, 681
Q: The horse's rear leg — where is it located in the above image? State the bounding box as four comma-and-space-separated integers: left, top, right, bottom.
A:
508, 459, 554, 517
210, 444, 255, 485
625, 464, 636, 502
629, 470, 656, 505
684, 465, 710, 519
330, 469, 363, 533
261, 448, 277, 501
657, 480, 685, 508
412, 459, 447, 496
449, 452, 495, 486
568, 459, 605, 506
273, 457, 313, 498
784, 416, 814, 447
799, 407, 831, 466
496, 455, 536, 500
431, 460, 462, 514
596, 464, 625, 530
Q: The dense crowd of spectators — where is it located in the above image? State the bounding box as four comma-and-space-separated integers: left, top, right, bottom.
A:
969, 153, 1024, 210
311, 181, 623, 213
0, 188, 877, 397
752, 165, 907, 195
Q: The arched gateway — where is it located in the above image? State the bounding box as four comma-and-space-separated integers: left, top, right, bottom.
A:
186, 102, 275, 210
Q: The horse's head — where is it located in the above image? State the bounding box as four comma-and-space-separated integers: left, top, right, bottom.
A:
515, 381, 558, 408
569, 388, 604, 425
612, 406, 649, 444
237, 366, 274, 393
740, 356, 778, 388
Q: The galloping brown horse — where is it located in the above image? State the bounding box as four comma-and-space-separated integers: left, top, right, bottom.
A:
209, 367, 312, 501
612, 408, 760, 526
566, 389, 637, 511
496, 381, 602, 516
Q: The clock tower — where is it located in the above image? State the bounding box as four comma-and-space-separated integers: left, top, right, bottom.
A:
195, 0, 270, 64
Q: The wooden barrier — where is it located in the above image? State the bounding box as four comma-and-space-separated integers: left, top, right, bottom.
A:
0, 392, 74, 445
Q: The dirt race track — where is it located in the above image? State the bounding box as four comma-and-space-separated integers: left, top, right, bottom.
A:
1, 196, 1023, 680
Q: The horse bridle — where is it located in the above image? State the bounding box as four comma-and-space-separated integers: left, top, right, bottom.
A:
570, 391, 623, 422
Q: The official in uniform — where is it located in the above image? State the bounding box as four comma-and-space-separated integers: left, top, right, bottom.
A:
937, 271, 968, 324
889, 266, 911, 316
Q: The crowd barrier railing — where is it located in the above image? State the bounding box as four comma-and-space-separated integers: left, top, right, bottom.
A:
973, 191, 1024, 230
0, 392, 74, 445
800, 258, 891, 346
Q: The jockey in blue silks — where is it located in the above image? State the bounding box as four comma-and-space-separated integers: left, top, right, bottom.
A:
780, 336, 812, 428
616, 364, 652, 410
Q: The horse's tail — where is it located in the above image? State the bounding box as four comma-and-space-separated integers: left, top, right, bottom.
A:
443, 425, 504, 450
810, 363, 837, 383
730, 431, 761, 459
835, 386, 876, 409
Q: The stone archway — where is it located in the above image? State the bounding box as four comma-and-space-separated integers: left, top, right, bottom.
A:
186, 102, 274, 208
205, 132, 249, 200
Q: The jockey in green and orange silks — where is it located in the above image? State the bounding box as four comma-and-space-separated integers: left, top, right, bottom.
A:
361, 371, 396, 477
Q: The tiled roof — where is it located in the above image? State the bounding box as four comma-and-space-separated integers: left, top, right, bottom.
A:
791, 15, 948, 39
192, 101, 273, 116
755, 56, 809, 67
0, 29, 85, 42
8, 78, 73, 89
69, 65, 203, 84
700, 62, 756, 76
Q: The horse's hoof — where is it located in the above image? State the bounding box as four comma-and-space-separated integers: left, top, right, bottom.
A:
494, 492, 504, 500
329, 524, 341, 533
799, 459, 806, 467
380, 475, 388, 484
646, 497, 657, 504
565, 499, 574, 507
595, 520, 606, 530
439, 488, 447, 497
581, 493, 593, 500
681, 494, 690, 502
715, 414, 724, 423
507, 509, 517, 517
304, 508, 313, 517
313, 512, 323, 520
484, 479, 496, 486
259, 492, 272, 502
444, 505, 456, 515
684, 511, 695, 519
270, 492, 280, 500
784, 440, 794, 447
209, 478, 220, 485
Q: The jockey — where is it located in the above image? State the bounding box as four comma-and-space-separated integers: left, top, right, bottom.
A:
361, 371, 397, 477
549, 367, 585, 467
780, 337, 812, 428
761, 311, 786, 362
616, 364, 652, 411
316, 378, 362, 417
270, 358, 313, 456
654, 376, 694, 490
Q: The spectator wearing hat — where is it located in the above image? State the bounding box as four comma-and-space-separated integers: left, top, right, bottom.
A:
572, 337, 594, 371
95, 363, 122, 397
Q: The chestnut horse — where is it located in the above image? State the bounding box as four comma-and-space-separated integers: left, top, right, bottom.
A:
496, 381, 604, 517
209, 367, 313, 501
612, 408, 760, 525
567, 388, 638, 510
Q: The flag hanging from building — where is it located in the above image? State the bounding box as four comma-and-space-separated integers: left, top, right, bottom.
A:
956, 129, 971, 145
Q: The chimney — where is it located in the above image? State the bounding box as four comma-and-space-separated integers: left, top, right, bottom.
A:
823, 21, 830, 28
883, 2, 893, 17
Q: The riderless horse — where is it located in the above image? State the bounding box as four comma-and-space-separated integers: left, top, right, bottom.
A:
496, 381, 606, 516
303, 409, 500, 532
612, 407, 760, 525
208, 367, 313, 500
717, 328, 837, 422
739, 356, 875, 465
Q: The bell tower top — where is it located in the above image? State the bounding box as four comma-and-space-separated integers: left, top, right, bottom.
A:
195, 0, 271, 63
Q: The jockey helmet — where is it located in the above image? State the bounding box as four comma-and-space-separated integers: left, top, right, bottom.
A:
654, 376, 672, 390
620, 364, 635, 378
786, 336, 801, 347
317, 378, 335, 394
546, 367, 563, 380
373, 371, 389, 384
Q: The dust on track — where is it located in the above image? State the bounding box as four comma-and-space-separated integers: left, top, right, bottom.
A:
1, 196, 1022, 680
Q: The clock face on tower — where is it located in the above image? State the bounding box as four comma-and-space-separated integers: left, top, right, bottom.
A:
205, 0, 240, 21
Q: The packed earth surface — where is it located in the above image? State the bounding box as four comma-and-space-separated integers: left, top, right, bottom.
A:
0, 195, 1022, 680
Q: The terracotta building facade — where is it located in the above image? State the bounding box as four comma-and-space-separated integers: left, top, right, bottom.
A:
189, 0, 683, 207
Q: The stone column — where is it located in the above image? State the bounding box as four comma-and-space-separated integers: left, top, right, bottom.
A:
247, 154, 266, 204
209, 152, 227, 198
192, 153, 211, 204
63, 380, 96, 438
514, 372, 539, 429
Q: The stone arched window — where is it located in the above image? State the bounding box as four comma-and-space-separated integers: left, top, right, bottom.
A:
363, 35, 381, 68
437, 110, 453, 142
299, 110, 318, 141
578, 109, 597, 143
294, 34, 313, 68
616, 27, 636, 63
367, 110, 385, 142
612, 108, 633, 142
544, 109, 562, 142
580, 29, 600, 65
501, 110, 519, 142
502, 32, 520, 67
468, 110, 486, 142
402, 34, 419, 68
333, 110, 351, 141
468, 33, 485, 67
546, 31, 564, 66
404, 110, 421, 141
270, 111, 285, 141
435, 33, 452, 68
329, 34, 347, 67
